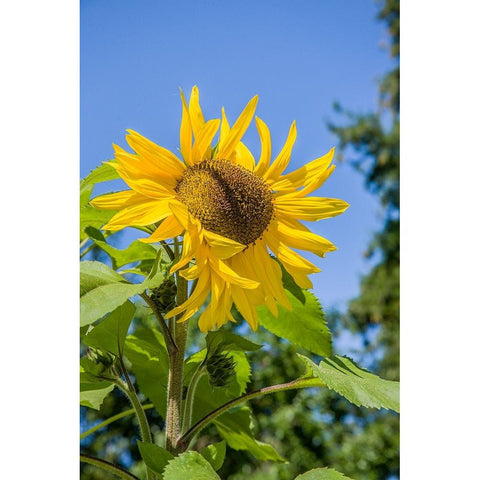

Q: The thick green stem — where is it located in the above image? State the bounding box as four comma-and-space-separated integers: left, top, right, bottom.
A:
165, 273, 189, 454
80, 453, 141, 480
176, 377, 320, 450
181, 363, 206, 435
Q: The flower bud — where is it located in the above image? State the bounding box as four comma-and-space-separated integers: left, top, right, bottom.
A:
85, 347, 117, 376
150, 277, 177, 313
205, 353, 236, 388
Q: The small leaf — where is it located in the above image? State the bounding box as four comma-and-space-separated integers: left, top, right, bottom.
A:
83, 301, 136, 355
137, 440, 173, 476
200, 441, 226, 471
258, 290, 331, 357
80, 183, 94, 208
80, 257, 165, 326
205, 329, 262, 355
295, 467, 356, 480
124, 328, 169, 417
80, 372, 114, 410
300, 354, 399, 412
81, 163, 119, 189
163, 451, 220, 480
80, 260, 126, 296
80, 206, 116, 241
85, 229, 160, 268
214, 407, 285, 462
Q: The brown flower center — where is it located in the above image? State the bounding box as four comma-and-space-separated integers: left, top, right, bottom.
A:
175, 159, 274, 245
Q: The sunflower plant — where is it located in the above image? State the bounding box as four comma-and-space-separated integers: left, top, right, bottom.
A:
80, 87, 399, 480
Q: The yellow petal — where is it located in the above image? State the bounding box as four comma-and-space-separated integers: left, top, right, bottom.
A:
234, 141, 256, 170
231, 285, 258, 330
170, 228, 200, 273
111, 162, 174, 199
276, 220, 337, 257
209, 257, 259, 289
191, 119, 220, 163
253, 117, 271, 177
202, 230, 245, 259
274, 197, 349, 221
140, 215, 184, 243
165, 270, 210, 320
217, 95, 258, 160
218, 107, 231, 148
264, 229, 320, 274
169, 200, 190, 229
90, 190, 146, 210
291, 165, 337, 198
125, 130, 185, 176
272, 148, 335, 192
188, 85, 205, 137
179, 263, 204, 280
179, 88, 193, 165
253, 242, 290, 310
103, 199, 172, 231
263, 121, 297, 181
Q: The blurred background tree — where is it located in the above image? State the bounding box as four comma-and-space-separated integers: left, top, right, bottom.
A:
80, 0, 399, 478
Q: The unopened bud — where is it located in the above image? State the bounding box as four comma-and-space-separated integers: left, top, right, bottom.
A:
150, 277, 177, 313
85, 347, 117, 376
205, 353, 236, 388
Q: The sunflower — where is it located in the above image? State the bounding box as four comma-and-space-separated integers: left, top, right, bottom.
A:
90, 87, 349, 332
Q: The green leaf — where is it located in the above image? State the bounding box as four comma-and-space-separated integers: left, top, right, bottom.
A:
83, 301, 136, 355
80, 260, 126, 296
81, 163, 119, 189
277, 259, 306, 304
163, 451, 220, 480
124, 328, 169, 417
85, 228, 160, 268
137, 440, 173, 476
258, 290, 331, 357
200, 441, 226, 471
80, 206, 116, 241
205, 329, 262, 355
295, 467, 356, 480
80, 183, 94, 208
214, 407, 285, 462
80, 257, 165, 326
80, 372, 114, 410
300, 355, 399, 412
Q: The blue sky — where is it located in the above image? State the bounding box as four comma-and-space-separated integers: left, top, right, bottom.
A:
81, 0, 392, 311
